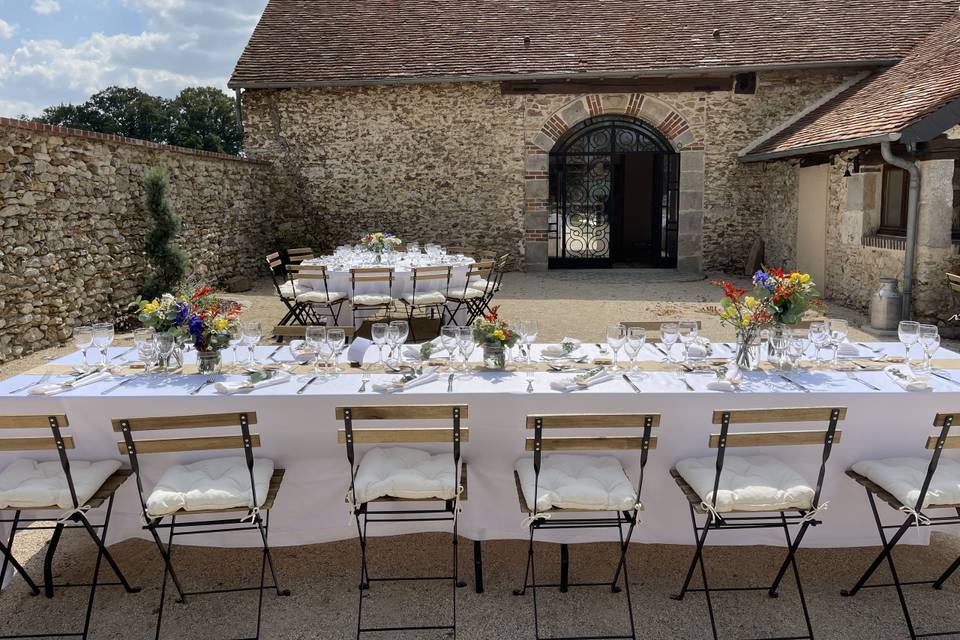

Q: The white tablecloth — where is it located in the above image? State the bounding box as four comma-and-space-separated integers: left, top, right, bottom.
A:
301, 253, 475, 299
1, 342, 958, 565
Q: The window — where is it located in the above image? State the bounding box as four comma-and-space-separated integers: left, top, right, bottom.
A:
879, 166, 909, 235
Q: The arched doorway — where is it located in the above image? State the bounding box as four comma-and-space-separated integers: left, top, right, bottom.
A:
548, 115, 680, 268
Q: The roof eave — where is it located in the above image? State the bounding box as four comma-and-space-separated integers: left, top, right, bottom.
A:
227, 58, 898, 90
898, 97, 960, 144
738, 132, 901, 163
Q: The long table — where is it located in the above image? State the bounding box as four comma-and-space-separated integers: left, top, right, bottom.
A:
1, 342, 958, 565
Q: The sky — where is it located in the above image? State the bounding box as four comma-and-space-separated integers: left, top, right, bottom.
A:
0, 0, 269, 117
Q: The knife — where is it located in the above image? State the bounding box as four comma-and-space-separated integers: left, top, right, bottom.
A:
653, 344, 670, 359
622, 374, 642, 393
931, 370, 960, 387
447, 373, 455, 393
110, 347, 134, 361
778, 374, 810, 393
296, 375, 318, 394
101, 377, 134, 395
266, 345, 284, 362
847, 372, 881, 391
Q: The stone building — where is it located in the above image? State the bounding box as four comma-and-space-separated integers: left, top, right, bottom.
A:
230, 0, 960, 321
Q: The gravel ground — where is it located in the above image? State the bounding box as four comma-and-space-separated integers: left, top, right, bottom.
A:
1, 270, 957, 639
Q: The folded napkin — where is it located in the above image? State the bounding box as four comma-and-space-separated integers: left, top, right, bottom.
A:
371, 368, 439, 392
706, 366, 743, 392
550, 369, 616, 392
287, 340, 315, 363
837, 342, 860, 357
884, 365, 930, 392
541, 339, 584, 358
687, 339, 711, 359
215, 370, 291, 394
28, 371, 113, 395
404, 337, 443, 360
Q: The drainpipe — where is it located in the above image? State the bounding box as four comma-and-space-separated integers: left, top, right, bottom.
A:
880, 141, 920, 320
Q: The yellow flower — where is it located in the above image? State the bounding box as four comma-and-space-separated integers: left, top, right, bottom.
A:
744, 296, 758, 310
493, 329, 506, 341
143, 301, 159, 313
799, 273, 811, 283
213, 317, 229, 331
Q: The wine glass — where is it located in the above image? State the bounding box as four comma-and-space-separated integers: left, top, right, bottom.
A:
606, 323, 626, 371
136, 335, 157, 374
326, 328, 346, 374
918, 324, 940, 372
92, 322, 114, 367
624, 326, 646, 373
389, 320, 409, 361
828, 319, 848, 367
769, 331, 789, 370
678, 321, 698, 365
458, 327, 476, 373
72, 326, 94, 371
898, 320, 920, 364
228, 322, 243, 370
156, 333, 176, 372
660, 322, 679, 362
808, 322, 830, 366
441, 326, 460, 373
242, 320, 262, 366
371, 323, 388, 367
385, 325, 401, 365
305, 326, 326, 374
791, 329, 811, 364
785, 334, 805, 369
522, 320, 539, 366
133, 327, 155, 368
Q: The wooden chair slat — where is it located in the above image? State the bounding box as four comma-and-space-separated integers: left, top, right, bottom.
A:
524, 436, 652, 451
111, 412, 258, 432
272, 325, 355, 339
927, 435, 960, 449
711, 407, 847, 424
709, 430, 842, 448
934, 413, 960, 426
946, 273, 960, 292
336, 405, 469, 420
338, 427, 470, 444
0, 414, 69, 429
265, 252, 280, 261
525, 414, 660, 429
0, 436, 74, 451
116, 434, 260, 455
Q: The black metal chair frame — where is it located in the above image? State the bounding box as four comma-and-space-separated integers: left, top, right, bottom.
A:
116, 412, 289, 640
670, 408, 843, 640
399, 266, 452, 340
0, 414, 140, 640
266, 252, 303, 328
474, 254, 508, 319
341, 405, 480, 639
287, 263, 346, 327
350, 267, 396, 329
445, 260, 495, 327
512, 414, 657, 640
841, 412, 960, 639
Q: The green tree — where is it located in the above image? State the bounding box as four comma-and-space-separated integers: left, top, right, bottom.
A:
36, 87, 170, 141
167, 87, 242, 155
142, 168, 187, 299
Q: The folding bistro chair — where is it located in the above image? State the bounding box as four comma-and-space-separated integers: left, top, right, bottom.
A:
670, 407, 846, 640
266, 252, 301, 327
399, 265, 451, 339
338, 404, 477, 638
841, 411, 960, 639
445, 259, 494, 326
286, 263, 347, 326
512, 412, 660, 640
113, 411, 288, 640
0, 413, 139, 640
349, 267, 396, 328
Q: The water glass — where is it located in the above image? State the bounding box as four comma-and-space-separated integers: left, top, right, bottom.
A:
305, 326, 326, 373
228, 323, 243, 370
660, 322, 679, 362
808, 322, 829, 365
73, 326, 94, 371
326, 328, 346, 373
828, 319, 848, 367
441, 326, 460, 372
458, 327, 476, 372
242, 320, 262, 365
521, 320, 539, 365
898, 320, 920, 364
389, 320, 409, 361
769, 332, 789, 369
371, 323, 389, 366
624, 326, 646, 373
136, 339, 158, 374
918, 324, 940, 372
92, 322, 115, 367
606, 323, 626, 371
156, 333, 176, 372
678, 321, 698, 365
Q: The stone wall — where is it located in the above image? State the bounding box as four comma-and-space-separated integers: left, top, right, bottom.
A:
0, 117, 299, 362
242, 69, 861, 272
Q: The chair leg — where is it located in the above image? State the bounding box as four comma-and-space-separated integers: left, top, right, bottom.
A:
559, 544, 569, 593
473, 540, 484, 594
933, 553, 960, 590
452, 512, 460, 639
876, 514, 918, 639
779, 513, 815, 640
615, 514, 638, 640
611, 513, 639, 593
671, 505, 718, 640
43, 523, 65, 598
0, 512, 39, 596
354, 509, 368, 640
257, 510, 289, 597
512, 525, 535, 597
841, 491, 913, 598
768, 519, 811, 597
149, 520, 187, 604
78, 499, 140, 594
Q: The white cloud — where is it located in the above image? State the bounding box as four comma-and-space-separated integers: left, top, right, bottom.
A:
0, 19, 16, 40
32, 0, 62, 15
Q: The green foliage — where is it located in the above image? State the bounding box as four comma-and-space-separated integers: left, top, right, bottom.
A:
34, 85, 242, 155
142, 169, 187, 299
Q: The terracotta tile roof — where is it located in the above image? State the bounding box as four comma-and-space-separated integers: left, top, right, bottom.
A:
741, 12, 960, 160
229, 0, 959, 88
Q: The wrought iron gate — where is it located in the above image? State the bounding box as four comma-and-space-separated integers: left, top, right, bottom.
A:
548, 116, 679, 268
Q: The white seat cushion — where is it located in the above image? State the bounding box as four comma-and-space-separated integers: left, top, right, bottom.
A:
146, 457, 275, 517
278, 280, 297, 299
447, 288, 485, 300
852, 457, 960, 509
402, 291, 447, 305
353, 447, 457, 504
675, 455, 814, 513
0, 459, 121, 509
352, 294, 393, 306
470, 278, 491, 291
296, 291, 346, 304
515, 454, 636, 512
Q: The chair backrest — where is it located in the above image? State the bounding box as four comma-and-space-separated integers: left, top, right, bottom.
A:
266, 252, 286, 293
286, 263, 332, 298
947, 273, 960, 293
411, 265, 452, 297
621, 320, 702, 331
286, 247, 314, 265
462, 260, 495, 295
705, 407, 846, 514
272, 324, 355, 343
447, 246, 475, 257
914, 412, 960, 511
350, 267, 394, 296
0, 414, 79, 509
525, 413, 660, 515
113, 412, 262, 520
337, 405, 469, 504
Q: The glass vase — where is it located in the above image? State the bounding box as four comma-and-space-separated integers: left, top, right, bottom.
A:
482, 344, 506, 370
735, 332, 761, 371
197, 350, 222, 375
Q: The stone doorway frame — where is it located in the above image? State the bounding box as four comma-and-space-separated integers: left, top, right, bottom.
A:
523, 93, 704, 273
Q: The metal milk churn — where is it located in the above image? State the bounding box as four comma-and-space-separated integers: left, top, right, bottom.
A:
870, 277, 902, 331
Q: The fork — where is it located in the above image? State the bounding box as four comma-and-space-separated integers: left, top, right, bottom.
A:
9, 373, 50, 394
359, 372, 371, 392
676, 371, 694, 391
190, 377, 216, 395
846, 371, 880, 391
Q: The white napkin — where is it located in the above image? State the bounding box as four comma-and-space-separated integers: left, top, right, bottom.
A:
687, 339, 710, 359
287, 340, 314, 363
28, 371, 112, 395
706, 366, 743, 392
404, 338, 443, 359
347, 337, 372, 363
550, 370, 617, 392
371, 368, 439, 392
541, 338, 584, 358
837, 342, 860, 357
884, 365, 930, 392
215, 370, 291, 394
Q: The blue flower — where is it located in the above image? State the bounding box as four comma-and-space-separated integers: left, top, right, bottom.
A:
175, 301, 189, 326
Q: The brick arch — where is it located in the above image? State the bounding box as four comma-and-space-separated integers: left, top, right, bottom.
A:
533, 93, 698, 152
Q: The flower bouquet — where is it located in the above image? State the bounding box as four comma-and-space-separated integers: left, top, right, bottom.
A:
472, 306, 518, 369
716, 281, 773, 370
751, 267, 821, 325
359, 232, 402, 254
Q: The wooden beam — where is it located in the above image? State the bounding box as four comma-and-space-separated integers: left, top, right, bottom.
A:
501, 77, 731, 95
